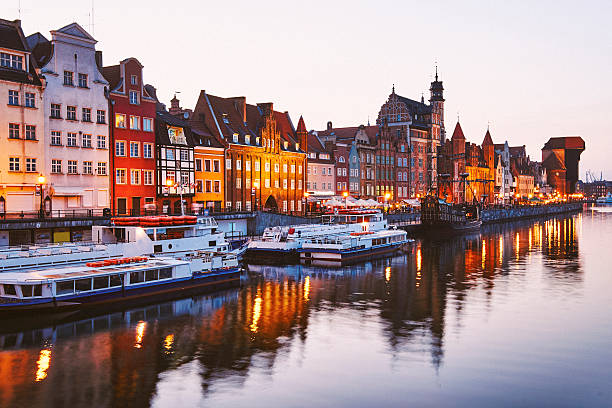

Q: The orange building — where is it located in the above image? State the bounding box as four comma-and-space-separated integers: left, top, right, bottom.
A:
192, 131, 225, 212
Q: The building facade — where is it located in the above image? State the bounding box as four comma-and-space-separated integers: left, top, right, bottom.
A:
29, 23, 110, 212
103, 57, 157, 215
192, 128, 225, 212
541, 137, 585, 195
306, 133, 335, 198
0, 19, 45, 216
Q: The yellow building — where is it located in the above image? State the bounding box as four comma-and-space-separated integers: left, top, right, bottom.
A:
0, 19, 46, 218
192, 130, 225, 212
465, 165, 495, 204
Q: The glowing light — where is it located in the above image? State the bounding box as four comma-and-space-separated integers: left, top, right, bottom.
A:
164, 334, 174, 351
416, 247, 422, 272
385, 266, 391, 282
498, 236, 503, 263
37, 174, 46, 185
342, 191, 349, 198
135, 321, 146, 348
304, 276, 311, 300
165, 179, 175, 187
385, 193, 391, 200
250, 295, 262, 332
35, 348, 52, 382
482, 240, 486, 269
515, 233, 520, 257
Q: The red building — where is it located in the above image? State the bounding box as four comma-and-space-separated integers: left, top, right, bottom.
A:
103, 58, 157, 215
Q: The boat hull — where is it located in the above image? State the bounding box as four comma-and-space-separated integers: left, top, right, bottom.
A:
421, 220, 482, 235
0, 268, 242, 317
244, 248, 299, 264
299, 242, 407, 266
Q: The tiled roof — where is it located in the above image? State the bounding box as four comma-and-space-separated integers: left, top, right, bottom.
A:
0, 19, 27, 51
316, 125, 379, 145
451, 122, 465, 140
482, 130, 494, 146
0, 20, 43, 86
101, 64, 121, 89
155, 110, 197, 147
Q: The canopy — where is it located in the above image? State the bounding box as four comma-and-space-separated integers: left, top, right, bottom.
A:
403, 198, 421, 207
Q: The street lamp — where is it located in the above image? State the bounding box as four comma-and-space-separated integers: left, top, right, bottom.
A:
253, 180, 260, 211
384, 192, 391, 212
342, 191, 349, 209
37, 174, 46, 218
303, 192, 310, 215
166, 178, 185, 215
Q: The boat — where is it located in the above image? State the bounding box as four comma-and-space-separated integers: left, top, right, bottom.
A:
420, 195, 482, 234
596, 192, 612, 204
0, 256, 243, 316
298, 227, 412, 266
0, 216, 232, 272
245, 209, 389, 263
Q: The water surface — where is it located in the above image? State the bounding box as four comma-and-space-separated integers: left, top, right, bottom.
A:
0, 207, 611, 407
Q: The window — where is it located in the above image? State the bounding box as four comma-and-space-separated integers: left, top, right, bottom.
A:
236, 159, 241, 170
82, 107, 91, 122
116, 169, 127, 184
52, 159, 62, 173
180, 172, 189, 186
143, 117, 153, 132
56, 281, 74, 295
115, 114, 126, 128
143, 143, 153, 158
274, 180, 279, 188
214, 181, 220, 193
129, 90, 139, 104
246, 178, 251, 188
298, 165, 303, 174
0, 52, 23, 70
274, 163, 279, 172
67, 106, 77, 120
97, 162, 107, 175
51, 103, 61, 118
143, 170, 153, 185
264, 179, 270, 188
130, 142, 139, 157
8, 90, 19, 105
68, 160, 78, 174
291, 164, 295, 173
165, 149, 175, 160
97, 110, 106, 124
205, 180, 212, 193
322, 167, 326, 175
233, 133, 238, 143
180, 150, 189, 161
63, 70, 74, 86
226, 159, 232, 169
9, 157, 20, 171
265, 162, 270, 172
213, 160, 220, 172
245, 135, 250, 145
254, 161, 260, 172
236, 177, 242, 188
195, 158, 202, 172
97, 135, 107, 149
82, 134, 92, 148
67, 132, 77, 147
298, 180, 302, 189
195, 179, 203, 192
131, 75, 138, 85
115, 141, 126, 156
49, 130, 61, 145
283, 163, 288, 173
283, 179, 288, 189
131, 169, 140, 184
25, 125, 36, 140
8, 123, 19, 139
129, 115, 140, 130
83, 161, 93, 174
204, 159, 211, 172
78, 73, 88, 88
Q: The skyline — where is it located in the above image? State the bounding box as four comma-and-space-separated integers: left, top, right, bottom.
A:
6, 0, 611, 179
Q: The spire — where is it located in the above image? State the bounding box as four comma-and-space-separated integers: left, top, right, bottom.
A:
296, 115, 307, 133
435, 64, 438, 81
392, 84, 395, 94
483, 129, 494, 146
421, 92, 424, 104
451, 121, 465, 140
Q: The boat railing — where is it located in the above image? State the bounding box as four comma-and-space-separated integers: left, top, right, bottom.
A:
0, 241, 108, 259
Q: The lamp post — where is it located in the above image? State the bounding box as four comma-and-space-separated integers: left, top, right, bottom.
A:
384, 192, 391, 213
342, 191, 349, 209
303, 192, 309, 215
166, 178, 185, 216
37, 174, 46, 218
253, 179, 260, 211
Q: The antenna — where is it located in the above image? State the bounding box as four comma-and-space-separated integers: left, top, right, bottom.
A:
91, 0, 95, 36
18, 0, 21, 19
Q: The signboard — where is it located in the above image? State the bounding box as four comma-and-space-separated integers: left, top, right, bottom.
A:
167, 125, 187, 145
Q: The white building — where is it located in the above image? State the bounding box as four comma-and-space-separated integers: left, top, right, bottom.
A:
28, 23, 110, 212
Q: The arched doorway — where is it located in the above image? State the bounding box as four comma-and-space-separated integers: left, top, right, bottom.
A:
264, 195, 278, 212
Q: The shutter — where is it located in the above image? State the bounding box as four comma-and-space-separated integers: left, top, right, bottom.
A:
6, 193, 35, 212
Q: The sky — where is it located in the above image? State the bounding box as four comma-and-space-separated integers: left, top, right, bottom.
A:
7, 0, 612, 179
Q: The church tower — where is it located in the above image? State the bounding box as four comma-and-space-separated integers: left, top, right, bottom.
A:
429, 66, 445, 143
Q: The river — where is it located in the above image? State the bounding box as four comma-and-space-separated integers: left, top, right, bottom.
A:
0, 207, 610, 407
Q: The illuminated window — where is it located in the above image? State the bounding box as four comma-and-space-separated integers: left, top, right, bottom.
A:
115, 114, 126, 128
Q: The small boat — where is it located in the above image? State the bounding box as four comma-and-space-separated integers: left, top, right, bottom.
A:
596, 193, 612, 204
299, 227, 412, 266
0, 257, 242, 316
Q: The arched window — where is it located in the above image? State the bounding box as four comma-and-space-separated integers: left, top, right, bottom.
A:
338, 156, 345, 163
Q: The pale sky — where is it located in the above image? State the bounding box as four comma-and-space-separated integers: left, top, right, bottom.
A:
7, 0, 612, 179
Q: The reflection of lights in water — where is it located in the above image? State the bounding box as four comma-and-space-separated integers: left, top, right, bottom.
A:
498, 236, 503, 263
482, 240, 486, 269
515, 233, 520, 257
416, 247, 422, 272
35, 348, 52, 382
164, 334, 174, 351
529, 228, 532, 250
135, 321, 146, 349
304, 276, 311, 300
250, 295, 262, 333
385, 266, 391, 282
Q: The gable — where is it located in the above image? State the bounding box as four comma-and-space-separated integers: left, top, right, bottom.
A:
56, 23, 96, 42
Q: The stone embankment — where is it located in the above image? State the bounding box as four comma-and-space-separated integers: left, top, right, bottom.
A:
480, 202, 583, 223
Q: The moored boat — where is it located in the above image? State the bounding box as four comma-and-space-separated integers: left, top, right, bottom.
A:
0, 256, 242, 316
420, 195, 482, 235
595, 193, 612, 204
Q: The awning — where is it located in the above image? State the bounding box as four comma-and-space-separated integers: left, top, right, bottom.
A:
51, 186, 83, 196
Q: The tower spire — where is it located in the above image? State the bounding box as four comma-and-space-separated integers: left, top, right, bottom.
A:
392, 84, 395, 94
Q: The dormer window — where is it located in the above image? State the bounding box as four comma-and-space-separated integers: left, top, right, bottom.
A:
222, 114, 229, 124
245, 135, 250, 145
233, 133, 238, 143
283, 141, 288, 149
0, 53, 23, 70
296, 143, 299, 150
131, 75, 138, 85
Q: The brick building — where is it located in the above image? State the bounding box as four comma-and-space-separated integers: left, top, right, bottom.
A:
306, 133, 335, 198
541, 137, 585, 195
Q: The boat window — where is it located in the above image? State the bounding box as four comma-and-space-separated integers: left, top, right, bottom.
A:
110, 274, 123, 287
94, 276, 110, 290
3, 284, 17, 296
20, 285, 43, 298
145, 269, 159, 282
154, 244, 162, 253
56, 280, 74, 295
208, 240, 216, 247
130, 271, 145, 284
159, 268, 172, 280
76, 278, 92, 292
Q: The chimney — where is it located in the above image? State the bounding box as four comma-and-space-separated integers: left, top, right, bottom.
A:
169, 94, 181, 115
229, 96, 246, 123
327, 121, 333, 131
95, 51, 103, 70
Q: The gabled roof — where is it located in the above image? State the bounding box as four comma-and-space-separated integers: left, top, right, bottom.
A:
316, 125, 378, 145
296, 116, 307, 133
482, 129, 494, 146
0, 19, 43, 86
155, 110, 197, 147
273, 110, 299, 146
542, 137, 585, 151
0, 19, 28, 51
54, 22, 96, 42
509, 145, 527, 158
451, 122, 465, 140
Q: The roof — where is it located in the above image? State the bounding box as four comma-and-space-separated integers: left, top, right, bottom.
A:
101, 64, 121, 89
316, 125, 379, 145
0, 19, 27, 51
0, 19, 43, 86
542, 152, 566, 170
451, 122, 465, 140
542, 137, 585, 151
296, 116, 307, 133
482, 130, 494, 146
155, 110, 198, 147
509, 145, 527, 158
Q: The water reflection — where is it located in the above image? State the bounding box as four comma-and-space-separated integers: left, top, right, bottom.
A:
0, 211, 609, 407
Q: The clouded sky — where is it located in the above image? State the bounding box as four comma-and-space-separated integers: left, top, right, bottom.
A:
7, 0, 612, 178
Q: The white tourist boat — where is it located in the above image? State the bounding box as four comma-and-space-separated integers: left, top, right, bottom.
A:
299, 227, 412, 266
0, 256, 242, 315
245, 209, 389, 262
0, 216, 233, 272
595, 193, 612, 204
